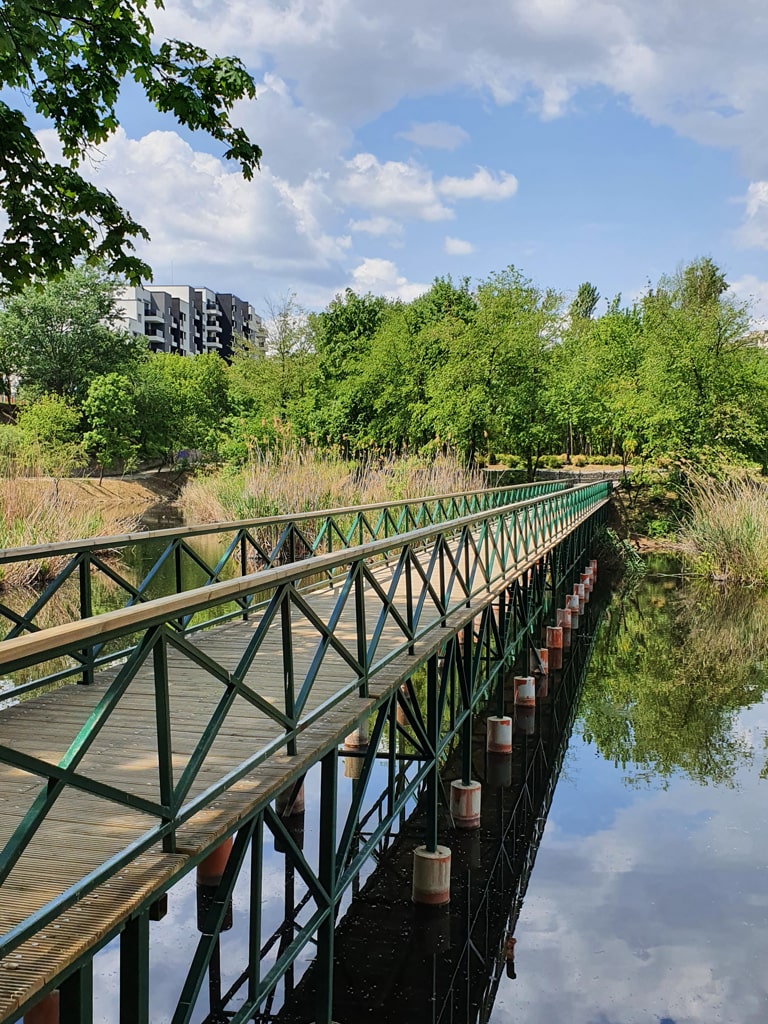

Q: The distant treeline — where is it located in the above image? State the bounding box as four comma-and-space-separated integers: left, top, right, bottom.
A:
1, 257, 767, 480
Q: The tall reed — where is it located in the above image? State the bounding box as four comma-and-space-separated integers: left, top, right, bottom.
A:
678, 475, 768, 583
0, 477, 136, 588
179, 450, 485, 524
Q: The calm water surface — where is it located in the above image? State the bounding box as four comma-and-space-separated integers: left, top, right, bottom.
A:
491, 560, 768, 1024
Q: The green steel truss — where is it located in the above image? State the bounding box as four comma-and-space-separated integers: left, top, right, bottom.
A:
0, 482, 610, 1022
0, 481, 565, 685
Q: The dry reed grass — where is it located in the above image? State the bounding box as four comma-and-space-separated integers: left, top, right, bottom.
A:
179, 451, 484, 524
678, 474, 768, 583
0, 477, 137, 588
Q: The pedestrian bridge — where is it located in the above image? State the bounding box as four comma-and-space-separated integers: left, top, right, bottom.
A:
0, 480, 611, 1023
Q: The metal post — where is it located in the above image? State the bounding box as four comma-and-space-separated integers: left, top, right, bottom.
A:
120, 912, 150, 1024
316, 749, 338, 1024
248, 813, 264, 1009
61, 961, 93, 1024
153, 630, 176, 853
355, 563, 367, 697
240, 533, 249, 620
426, 656, 439, 854
281, 591, 297, 756
78, 552, 93, 685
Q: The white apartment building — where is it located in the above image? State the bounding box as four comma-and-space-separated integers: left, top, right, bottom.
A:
116, 285, 267, 359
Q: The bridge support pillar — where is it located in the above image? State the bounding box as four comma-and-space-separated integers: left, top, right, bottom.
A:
276, 778, 305, 816
24, 991, 59, 1024
197, 836, 233, 886
450, 779, 481, 829
412, 846, 451, 905
529, 647, 548, 676
547, 624, 563, 671
486, 716, 512, 754
514, 676, 535, 708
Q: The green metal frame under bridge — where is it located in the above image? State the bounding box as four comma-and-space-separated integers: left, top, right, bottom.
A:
0, 479, 611, 1023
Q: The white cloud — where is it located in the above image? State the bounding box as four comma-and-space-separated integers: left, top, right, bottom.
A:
349, 258, 428, 301
154, 0, 768, 178
338, 155, 519, 223
438, 167, 519, 201
729, 274, 768, 327
397, 121, 470, 150
29, 0, 768, 308
444, 236, 475, 255
348, 216, 403, 236
338, 153, 454, 221
735, 181, 768, 249
38, 127, 351, 298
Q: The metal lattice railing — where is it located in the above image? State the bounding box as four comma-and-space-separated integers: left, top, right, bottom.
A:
0, 482, 566, 685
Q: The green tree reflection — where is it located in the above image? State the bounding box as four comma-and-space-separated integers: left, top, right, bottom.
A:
579, 568, 768, 786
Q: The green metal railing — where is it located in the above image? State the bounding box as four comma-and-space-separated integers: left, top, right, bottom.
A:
0, 481, 564, 638
0, 481, 566, 695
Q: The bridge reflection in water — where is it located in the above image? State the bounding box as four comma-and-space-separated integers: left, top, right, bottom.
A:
196, 594, 602, 1024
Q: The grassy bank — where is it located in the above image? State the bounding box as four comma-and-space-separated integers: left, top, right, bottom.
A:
0, 477, 138, 587
179, 451, 485, 523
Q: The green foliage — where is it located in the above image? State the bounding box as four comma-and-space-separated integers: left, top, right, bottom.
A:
580, 571, 768, 786
82, 373, 139, 477
570, 281, 600, 320
678, 474, 768, 582
0, 264, 145, 399
0, 0, 260, 290
133, 352, 229, 461
15, 394, 86, 477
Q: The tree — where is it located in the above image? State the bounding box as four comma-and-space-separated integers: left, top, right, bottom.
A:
82, 373, 139, 480
0, 0, 261, 291
15, 394, 86, 485
570, 281, 600, 321
641, 259, 756, 462
134, 352, 229, 461
0, 263, 145, 400
263, 293, 313, 418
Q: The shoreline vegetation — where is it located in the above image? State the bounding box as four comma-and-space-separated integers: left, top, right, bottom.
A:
3, 458, 768, 588
177, 450, 485, 523
2, 254, 768, 587
0, 476, 141, 587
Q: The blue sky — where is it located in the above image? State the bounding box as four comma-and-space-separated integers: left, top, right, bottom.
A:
25, 0, 768, 318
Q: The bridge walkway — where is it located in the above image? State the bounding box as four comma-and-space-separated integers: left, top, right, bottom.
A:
0, 482, 610, 1021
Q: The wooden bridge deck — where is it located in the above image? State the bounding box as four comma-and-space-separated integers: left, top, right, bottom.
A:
0, 532, 527, 1021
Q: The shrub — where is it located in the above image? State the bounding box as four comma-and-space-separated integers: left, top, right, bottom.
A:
573, 454, 588, 467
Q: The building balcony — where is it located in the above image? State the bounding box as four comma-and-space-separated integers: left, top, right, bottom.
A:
145, 312, 165, 323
